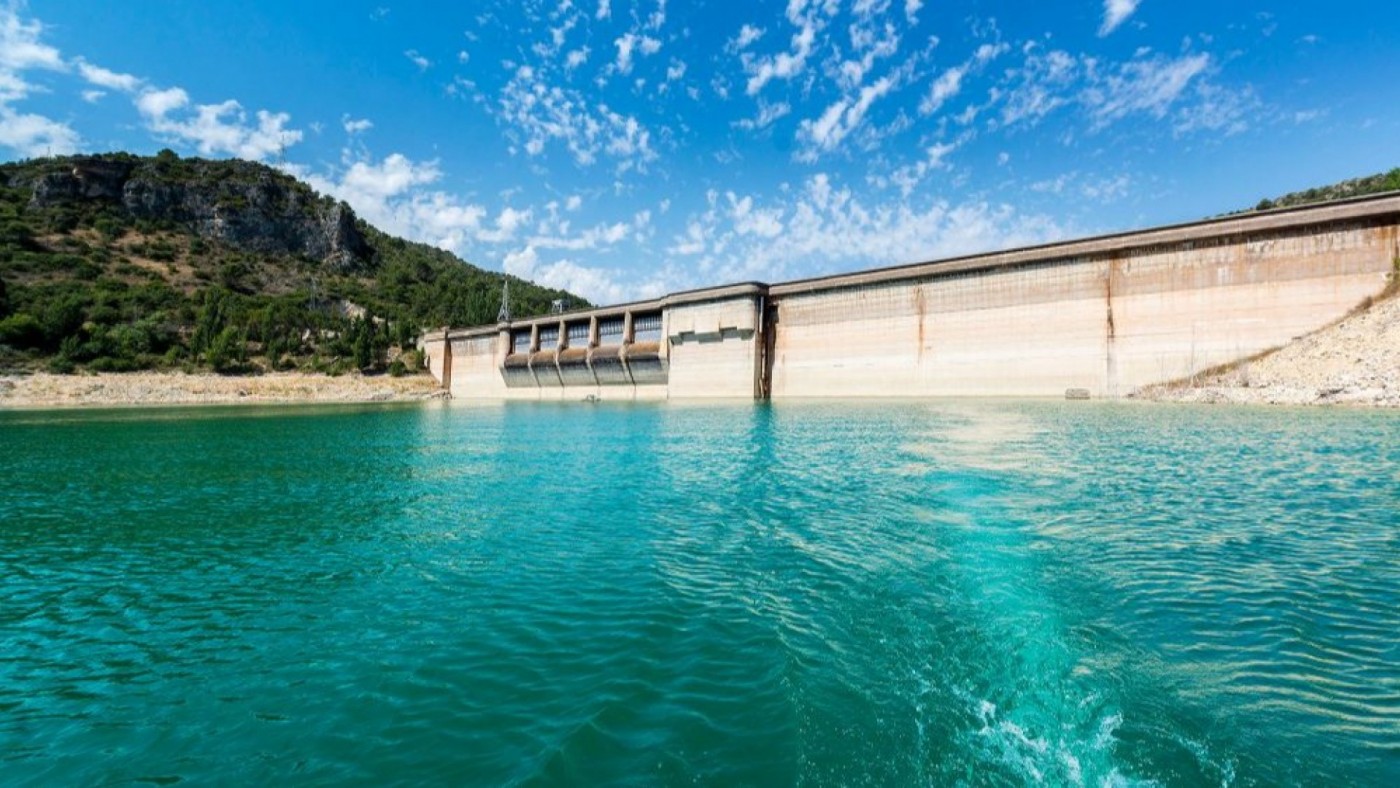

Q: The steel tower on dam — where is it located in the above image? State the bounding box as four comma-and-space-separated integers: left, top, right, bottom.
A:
420, 193, 1400, 400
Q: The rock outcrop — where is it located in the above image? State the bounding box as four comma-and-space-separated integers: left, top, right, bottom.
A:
23, 154, 372, 273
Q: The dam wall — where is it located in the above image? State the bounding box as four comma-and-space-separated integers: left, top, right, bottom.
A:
422, 285, 766, 400
422, 194, 1400, 400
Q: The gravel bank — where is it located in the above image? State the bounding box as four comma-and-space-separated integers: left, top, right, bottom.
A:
1132, 292, 1400, 407
0, 371, 448, 408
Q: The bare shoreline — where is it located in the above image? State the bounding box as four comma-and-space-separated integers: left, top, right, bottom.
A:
1131, 291, 1400, 408
0, 371, 448, 409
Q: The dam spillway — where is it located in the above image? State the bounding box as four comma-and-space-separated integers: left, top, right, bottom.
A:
420, 193, 1400, 400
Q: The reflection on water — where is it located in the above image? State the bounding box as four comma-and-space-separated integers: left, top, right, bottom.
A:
0, 400, 1396, 785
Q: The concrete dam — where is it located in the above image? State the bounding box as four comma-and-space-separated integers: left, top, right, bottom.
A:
420, 194, 1400, 400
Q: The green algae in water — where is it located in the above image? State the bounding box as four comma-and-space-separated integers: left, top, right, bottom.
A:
0, 401, 1397, 785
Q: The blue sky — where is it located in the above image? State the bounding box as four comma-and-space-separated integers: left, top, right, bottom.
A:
2, 1, 1397, 304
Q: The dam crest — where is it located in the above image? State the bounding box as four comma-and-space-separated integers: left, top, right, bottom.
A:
421, 193, 1400, 400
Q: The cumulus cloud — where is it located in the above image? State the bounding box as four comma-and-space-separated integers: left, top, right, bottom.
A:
0, 6, 78, 154
1099, 0, 1143, 37
503, 245, 635, 305
405, 49, 431, 71
0, 7, 64, 73
0, 106, 80, 156
477, 206, 534, 243
291, 152, 488, 253
137, 86, 303, 160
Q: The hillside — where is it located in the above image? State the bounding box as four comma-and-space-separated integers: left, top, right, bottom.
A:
1244, 167, 1400, 212
0, 151, 583, 374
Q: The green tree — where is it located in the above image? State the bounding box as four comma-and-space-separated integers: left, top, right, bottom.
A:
205, 326, 245, 372
352, 317, 373, 370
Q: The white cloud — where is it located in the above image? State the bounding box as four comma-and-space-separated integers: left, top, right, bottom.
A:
291, 153, 488, 254
921, 65, 966, 115
343, 116, 373, 134
458, 50, 470, 64
137, 87, 303, 160
0, 106, 80, 157
734, 99, 791, 131
742, 4, 822, 95
919, 42, 1006, 116
873, 141, 959, 197
670, 173, 1067, 286
565, 194, 583, 211
496, 64, 656, 169
135, 86, 189, 118
566, 47, 589, 70
530, 219, 630, 250
478, 206, 534, 243
796, 74, 897, 160
998, 47, 1080, 128
0, 8, 64, 72
732, 24, 765, 50
405, 49, 431, 71
1099, 0, 1143, 37
503, 244, 634, 305
76, 60, 140, 92
0, 5, 66, 105
614, 33, 661, 74
597, 0, 611, 20
80, 89, 105, 103
904, 0, 923, 24
1084, 52, 1210, 129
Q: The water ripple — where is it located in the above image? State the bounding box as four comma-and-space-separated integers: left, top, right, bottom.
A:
0, 401, 1396, 785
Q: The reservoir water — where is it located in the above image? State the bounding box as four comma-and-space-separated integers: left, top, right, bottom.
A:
1, 401, 1397, 785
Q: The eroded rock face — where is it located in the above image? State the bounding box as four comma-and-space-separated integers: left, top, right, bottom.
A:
24, 155, 374, 273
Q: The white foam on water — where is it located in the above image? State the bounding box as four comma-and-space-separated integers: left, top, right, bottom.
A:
965, 695, 1156, 787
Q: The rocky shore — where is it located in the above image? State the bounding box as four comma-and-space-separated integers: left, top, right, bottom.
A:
1132, 292, 1400, 407
0, 371, 448, 408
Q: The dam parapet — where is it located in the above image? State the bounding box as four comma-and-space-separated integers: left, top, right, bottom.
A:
423, 193, 1400, 400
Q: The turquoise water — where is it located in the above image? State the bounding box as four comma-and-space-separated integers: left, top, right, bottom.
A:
1, 400, 1397, 785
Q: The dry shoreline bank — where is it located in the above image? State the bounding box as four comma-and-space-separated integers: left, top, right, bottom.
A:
0, 371, 448, 409
1131, 291, 1400, 408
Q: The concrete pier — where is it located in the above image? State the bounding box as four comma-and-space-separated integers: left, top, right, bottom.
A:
422, 193, 1400, 400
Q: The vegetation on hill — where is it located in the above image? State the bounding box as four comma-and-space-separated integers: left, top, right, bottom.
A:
0, 151, 583, 375
1247, 168, 1400, 212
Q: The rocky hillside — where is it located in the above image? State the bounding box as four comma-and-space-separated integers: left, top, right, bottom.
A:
0, 151, 582, 374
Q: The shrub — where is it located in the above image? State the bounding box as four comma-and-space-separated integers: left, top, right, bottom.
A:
387, 359, 407, 377
0, 313, 44, 348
